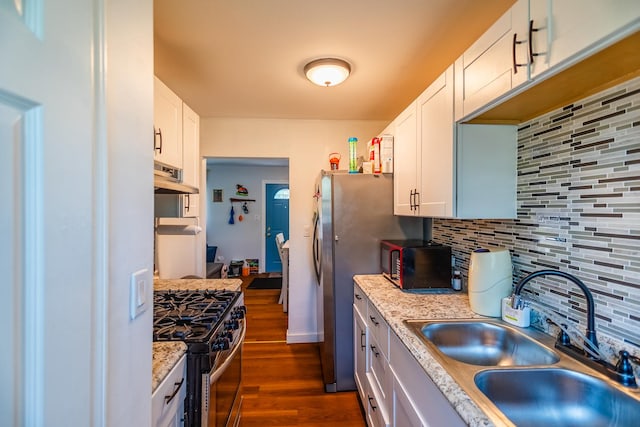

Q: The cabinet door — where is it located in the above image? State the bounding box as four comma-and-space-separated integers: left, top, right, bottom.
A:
529, 0, 640, 78
389, 332, 465, 427
393, 101, 419, 216
455, 0, 529, 120
154, 77, 183, 169
152, 355, 187, 427
180, 193, 199, 218
392, 373, 426, 427
181, 103, 200, 187
417, 66, 455, 218
353, 303, 368, 405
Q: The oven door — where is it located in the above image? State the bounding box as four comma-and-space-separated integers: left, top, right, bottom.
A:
203, 321, 246, 427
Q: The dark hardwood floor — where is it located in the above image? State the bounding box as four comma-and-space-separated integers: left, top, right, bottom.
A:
240, 274, 366, 426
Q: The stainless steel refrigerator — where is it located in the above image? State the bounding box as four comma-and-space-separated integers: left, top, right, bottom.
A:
313, 170, 423, 392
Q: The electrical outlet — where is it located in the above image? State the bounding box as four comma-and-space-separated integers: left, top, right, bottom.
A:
130, 268, 149, 320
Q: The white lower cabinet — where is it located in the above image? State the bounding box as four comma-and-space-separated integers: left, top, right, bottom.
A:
354, 282, 465, 427
152, 354, 186, 427
390, 332, 465, 427
354, 301, 368, 405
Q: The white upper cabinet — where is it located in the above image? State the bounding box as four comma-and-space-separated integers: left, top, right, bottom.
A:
154, 77, 183, 169
393, 65, 517, 219
454, 0, 529, 121
417, 67, 455, 217
181, 103, 200, 188
392, 100, 419, 216
181, 104, 200, 217
529, 0, 640, 79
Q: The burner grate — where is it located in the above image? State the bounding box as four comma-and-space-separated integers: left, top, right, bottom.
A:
152, 289, 239, 343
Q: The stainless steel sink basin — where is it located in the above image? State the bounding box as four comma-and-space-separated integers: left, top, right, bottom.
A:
475, 368, 640, 427
404, 319, 640, 426
412, 320, 559, 366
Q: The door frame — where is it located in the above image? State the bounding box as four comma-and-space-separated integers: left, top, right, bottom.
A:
261, 179, 289, 272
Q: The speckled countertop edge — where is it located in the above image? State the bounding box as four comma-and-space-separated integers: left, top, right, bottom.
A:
154, 278, 242, 292
354, 274, 496, 427
151, 278, 243, 393
152, 342, 187, 392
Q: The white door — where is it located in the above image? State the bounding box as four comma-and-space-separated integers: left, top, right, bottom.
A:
1, 2, 101, 426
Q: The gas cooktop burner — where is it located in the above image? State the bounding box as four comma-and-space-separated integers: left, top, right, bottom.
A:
153, 289, 240, 343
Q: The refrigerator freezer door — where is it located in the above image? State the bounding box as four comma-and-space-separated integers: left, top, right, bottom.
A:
318, 171, 422, 391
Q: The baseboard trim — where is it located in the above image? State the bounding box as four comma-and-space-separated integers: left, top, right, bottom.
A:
286, 330, 320, 344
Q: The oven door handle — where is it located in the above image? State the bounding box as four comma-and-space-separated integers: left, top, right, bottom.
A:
209, 320, 246, 385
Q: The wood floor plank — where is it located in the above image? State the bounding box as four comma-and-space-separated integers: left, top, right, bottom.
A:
239, 274, 366, 426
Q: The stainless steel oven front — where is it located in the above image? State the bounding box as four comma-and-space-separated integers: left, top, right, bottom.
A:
202, 304, 246, 427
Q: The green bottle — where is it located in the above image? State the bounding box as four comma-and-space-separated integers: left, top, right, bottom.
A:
348, 137, 358, 173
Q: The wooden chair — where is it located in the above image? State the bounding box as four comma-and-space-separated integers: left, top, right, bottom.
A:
275, 232, 289, 312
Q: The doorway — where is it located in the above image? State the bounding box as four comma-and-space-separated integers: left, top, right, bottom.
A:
264, 182, 289, 272
205, 157, 289, 273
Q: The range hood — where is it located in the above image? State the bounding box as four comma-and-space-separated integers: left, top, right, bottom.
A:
154, 163, 199, 194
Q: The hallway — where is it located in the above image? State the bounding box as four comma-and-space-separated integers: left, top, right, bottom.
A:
240, 274, 366, 426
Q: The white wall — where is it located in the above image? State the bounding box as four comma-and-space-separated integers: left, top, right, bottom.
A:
200, 118, 388, 342
206, 164, 288, 267
106, 0, 154, 425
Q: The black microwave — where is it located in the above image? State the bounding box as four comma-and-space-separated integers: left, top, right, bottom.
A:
380, 240, 451, 290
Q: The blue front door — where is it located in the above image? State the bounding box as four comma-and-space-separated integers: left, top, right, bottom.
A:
265, 183, 289, 272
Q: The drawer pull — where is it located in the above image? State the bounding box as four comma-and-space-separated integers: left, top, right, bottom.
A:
370, 344, 380, 358
355, 293, 362, 300
369, 315, 379, 326
360, 331, 366, 350
368, 395, 377, 411
164, 377, 184, 405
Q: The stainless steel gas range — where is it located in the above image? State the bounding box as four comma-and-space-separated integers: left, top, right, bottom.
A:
153, 289, 246, 427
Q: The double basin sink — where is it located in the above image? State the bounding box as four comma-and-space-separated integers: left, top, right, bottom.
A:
404, 319, 640, 427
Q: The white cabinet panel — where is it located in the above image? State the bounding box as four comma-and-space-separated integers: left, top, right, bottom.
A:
154, 77, 183, 169
152, 355, 186, 427
455, 0, 529, 121
417, 67, 455, 217
390, 332, 466, 427
392, 100, 419, 216
529, 0, 640, 79
354, 301, 368, 405
393, 65, 517, 219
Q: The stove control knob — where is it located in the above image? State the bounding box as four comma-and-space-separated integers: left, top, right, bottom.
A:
232, 307, 246, 319
225, 320, 240, 330
213, 337, 229, 351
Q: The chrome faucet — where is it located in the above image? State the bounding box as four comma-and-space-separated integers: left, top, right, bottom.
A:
511, 269, 599, 354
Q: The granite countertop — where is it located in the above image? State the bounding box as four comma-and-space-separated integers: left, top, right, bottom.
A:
154, 278, 242, 292
151, 278, 243, 393
152, 342, 187, 393
353, 274, 494, 427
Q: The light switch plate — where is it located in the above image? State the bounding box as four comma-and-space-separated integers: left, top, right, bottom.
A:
130, 268, 149, 320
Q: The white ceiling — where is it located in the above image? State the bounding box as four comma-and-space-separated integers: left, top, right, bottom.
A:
154, 0, 514, 122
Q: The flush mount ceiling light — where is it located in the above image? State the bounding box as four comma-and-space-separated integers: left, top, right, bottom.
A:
304, 58, 351, 87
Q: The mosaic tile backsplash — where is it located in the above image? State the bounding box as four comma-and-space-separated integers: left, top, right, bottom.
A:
432, 76, 640, 352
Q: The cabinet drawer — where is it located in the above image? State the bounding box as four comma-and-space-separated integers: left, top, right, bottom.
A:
368, 332, 390, 406
353, 283, 367, 318
364, 381, 391, 427
367, 301, 389, 359
152, 354, 186, 427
